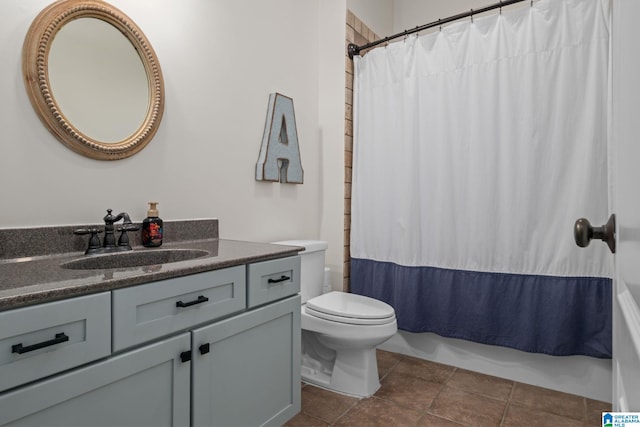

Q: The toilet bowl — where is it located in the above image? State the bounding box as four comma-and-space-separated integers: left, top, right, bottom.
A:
302, 291, 397, 397
272, 240, 397, 397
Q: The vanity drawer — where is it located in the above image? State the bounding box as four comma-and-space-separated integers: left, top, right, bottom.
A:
112, 266, 245, 351
247, 256, 300, 308
0, 292, 111, 393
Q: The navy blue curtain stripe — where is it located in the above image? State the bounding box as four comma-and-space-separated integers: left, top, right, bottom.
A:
350, 258, 612, 358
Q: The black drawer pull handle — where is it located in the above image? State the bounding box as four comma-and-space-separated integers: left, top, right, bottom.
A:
199, 343, 210, 355
176, 295, 209, 308
12, 333, 69, 354
268, 275, 290, 284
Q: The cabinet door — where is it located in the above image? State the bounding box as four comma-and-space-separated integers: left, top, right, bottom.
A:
192, 295, 301, 427
0, 333, 190, 427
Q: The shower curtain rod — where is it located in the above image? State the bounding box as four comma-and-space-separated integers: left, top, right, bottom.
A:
347, 0, 529, 59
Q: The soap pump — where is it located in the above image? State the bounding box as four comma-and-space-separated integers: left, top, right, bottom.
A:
142, 202, 163, 247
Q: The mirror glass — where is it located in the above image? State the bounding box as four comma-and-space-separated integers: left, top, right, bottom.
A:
48, 18, 149, 143
23, 0, 164, 160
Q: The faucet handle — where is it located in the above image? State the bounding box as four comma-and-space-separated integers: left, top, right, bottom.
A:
118, 223, 140, 232
116, 224, 138, 250
73, 227, 102, 236
74, 228, 103, 254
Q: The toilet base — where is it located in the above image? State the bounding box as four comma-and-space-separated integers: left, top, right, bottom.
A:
330, 347, 381, 397
301, 341, 381, 397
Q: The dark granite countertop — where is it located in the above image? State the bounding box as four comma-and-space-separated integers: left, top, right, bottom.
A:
0, 219, 301, 312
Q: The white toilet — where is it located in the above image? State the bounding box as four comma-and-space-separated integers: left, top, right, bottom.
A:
273, 240, 397, 397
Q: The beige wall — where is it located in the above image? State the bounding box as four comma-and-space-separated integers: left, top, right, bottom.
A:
1, 0, 346, 284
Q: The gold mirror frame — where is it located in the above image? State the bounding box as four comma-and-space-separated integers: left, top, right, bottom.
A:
22, 0, 164, 160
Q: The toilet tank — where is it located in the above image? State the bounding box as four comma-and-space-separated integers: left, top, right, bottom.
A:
271, 240, 327, 303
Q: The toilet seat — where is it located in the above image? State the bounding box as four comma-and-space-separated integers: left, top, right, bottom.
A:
305, 292, 396, 326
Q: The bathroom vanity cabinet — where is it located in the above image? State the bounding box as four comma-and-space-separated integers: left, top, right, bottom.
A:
0, 255, 301, 427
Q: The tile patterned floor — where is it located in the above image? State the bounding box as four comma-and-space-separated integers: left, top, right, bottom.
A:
284, 350, 611, 427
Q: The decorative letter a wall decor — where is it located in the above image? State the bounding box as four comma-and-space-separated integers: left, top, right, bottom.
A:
256, 93, 304, 183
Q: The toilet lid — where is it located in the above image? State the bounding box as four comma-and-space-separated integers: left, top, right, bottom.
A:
305, 292, 396, 325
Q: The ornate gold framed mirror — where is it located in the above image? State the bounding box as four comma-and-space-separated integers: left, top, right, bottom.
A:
22, 0, 164, 160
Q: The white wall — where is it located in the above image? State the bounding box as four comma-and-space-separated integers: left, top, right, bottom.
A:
0, 0, 346, 281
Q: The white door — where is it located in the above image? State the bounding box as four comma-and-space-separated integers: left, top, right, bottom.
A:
609, 0, 640, 411
577, 0, 640, 411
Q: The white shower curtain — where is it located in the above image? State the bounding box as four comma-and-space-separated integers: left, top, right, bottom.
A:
351, 0, 612, 357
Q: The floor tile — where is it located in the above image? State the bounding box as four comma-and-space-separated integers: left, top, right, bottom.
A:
510, 382, 585, 421
290, 350, 607, 427
299, 384, 359, 424
502, 403, 584, 427
586, 399, 611, 427
416, 413, 468, 426
334, 397, 423, 427
428, 385, 507, 427
392, 354, 456, 384
284, 411, 330, 427
376, 349, 403, 379
375, 370, 443, 411
446, 368, 513, 401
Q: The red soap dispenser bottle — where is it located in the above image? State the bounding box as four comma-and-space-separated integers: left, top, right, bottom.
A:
142, 202, 163, 247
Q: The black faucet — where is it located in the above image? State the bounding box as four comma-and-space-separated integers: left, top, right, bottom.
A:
74, 209, 140, 255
